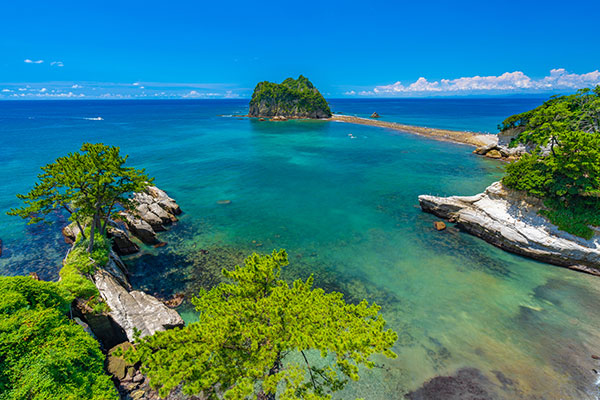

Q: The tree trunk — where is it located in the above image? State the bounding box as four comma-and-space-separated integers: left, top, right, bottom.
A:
257, 356, 281, 400
75, 219, 86, 241
101, 201, 115, 235
87, 207, 100, 253
87, 217, 95, 253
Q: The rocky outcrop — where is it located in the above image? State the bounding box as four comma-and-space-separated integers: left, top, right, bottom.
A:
418, 182, 600, 274
248, 75, 332, 119
62, 185, 182, 253
92, 251, 184, 341
120, 186, 182, 246
370, 112, 380, 118
474, 126, 552, 160
107, 226, 140, 255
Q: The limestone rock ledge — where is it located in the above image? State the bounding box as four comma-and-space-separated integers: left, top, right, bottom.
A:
418, 182, 600, 274
89, 251, 184, 343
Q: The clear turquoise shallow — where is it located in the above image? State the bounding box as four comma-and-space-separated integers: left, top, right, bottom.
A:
1, 99, 599, 399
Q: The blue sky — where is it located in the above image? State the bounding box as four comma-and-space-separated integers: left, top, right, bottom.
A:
1, 0, 599, 99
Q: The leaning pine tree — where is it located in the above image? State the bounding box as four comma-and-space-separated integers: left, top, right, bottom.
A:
126, 250, 398, 400
8, 143, 151, 253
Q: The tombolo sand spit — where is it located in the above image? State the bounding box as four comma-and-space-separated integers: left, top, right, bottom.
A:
331, 114, 498, 148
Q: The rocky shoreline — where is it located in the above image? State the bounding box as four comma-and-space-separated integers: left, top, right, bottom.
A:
63, 185, 188, 400
419, 182, 600, 275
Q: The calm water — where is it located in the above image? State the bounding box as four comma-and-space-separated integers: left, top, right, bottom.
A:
1, 99, 599, 399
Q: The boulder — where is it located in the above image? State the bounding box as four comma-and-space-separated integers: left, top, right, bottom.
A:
62, 222, 82, 244
147, 186, 182, 215
149, 202, 174, 225
107, 342, 136, 380
485, 149, 503, 159
473, 142, 497, 155
107, 226, 140, 255
136, 204, 165, 231
418, 182, 600, 272
370, 112, 380, 118
433, 221, 446, 231
121, 212, 158, 245
93, 268, 184, 341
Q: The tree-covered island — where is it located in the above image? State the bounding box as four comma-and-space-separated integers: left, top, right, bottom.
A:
249, 75, 332, 119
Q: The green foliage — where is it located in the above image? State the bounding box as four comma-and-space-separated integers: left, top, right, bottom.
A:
59, 229, 111, 311
499, 86, 600, 147
249, 75, 332, 118
127, 250, 397, 399
0, 276, 118, 400
8, 142, 152, 252
501, 88, 600, 238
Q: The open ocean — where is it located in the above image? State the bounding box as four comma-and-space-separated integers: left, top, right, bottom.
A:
2, 97, 599, 399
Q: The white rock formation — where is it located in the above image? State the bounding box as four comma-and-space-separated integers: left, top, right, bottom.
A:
419, 182, 600, 274
93, 252, 184, 340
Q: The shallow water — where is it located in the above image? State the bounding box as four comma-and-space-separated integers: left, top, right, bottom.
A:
1, 99, 598, 399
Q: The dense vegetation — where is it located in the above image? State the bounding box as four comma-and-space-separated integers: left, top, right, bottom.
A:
59, 229, 111, 313
126, 250, 397, 399
249, 75, 332, 118
500, 87, 600, 238
0, 276, 118, 400
8, 143, 151, 253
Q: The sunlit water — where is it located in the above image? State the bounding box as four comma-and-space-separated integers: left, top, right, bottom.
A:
1, 99, 599, 399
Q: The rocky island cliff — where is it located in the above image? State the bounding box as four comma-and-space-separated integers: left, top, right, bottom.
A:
419, 182, 600, 274
248, 75, 332, 119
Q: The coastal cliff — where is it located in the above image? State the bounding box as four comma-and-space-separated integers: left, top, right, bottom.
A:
419, 182, 600, 274
248, 75, 332, 119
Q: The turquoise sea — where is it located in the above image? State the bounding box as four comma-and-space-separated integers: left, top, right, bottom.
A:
1, 98, 600, 399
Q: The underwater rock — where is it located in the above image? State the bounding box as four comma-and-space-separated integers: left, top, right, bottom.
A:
419, 181, 600, 273
433, 221, 446, 231
406, 368, 499, 400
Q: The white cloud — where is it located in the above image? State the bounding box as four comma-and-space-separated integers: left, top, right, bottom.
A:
183, 90, 222, 98
50, 61, 64, 67
344, 90, 356, 95
24, 59, 44, 64
364, 69, 600, 95
72, 84, 82, 89
40, 88, 47, 93
1, 89, 11, 92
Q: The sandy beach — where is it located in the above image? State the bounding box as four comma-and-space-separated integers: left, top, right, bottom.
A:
331, 114, 498, 148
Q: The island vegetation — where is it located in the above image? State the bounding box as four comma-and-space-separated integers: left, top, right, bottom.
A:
249, 75, 332, 119
500, 86, 600, 238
